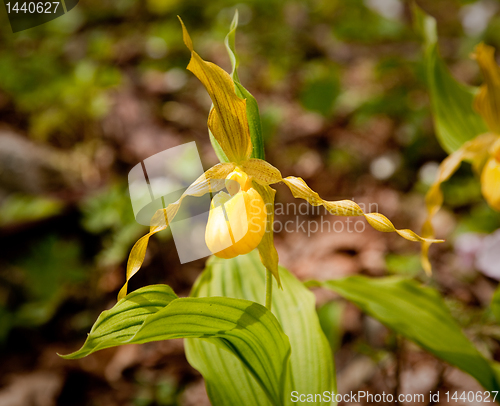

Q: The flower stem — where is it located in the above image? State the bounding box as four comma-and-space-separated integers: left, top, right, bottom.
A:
265, 269, 273, 311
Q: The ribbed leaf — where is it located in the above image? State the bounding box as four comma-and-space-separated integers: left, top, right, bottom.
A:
61, 285, 291, 406
311, 276, 500, 393
413, 5, 488, 153
62, 285, 178, 357
186, 251, 336, 406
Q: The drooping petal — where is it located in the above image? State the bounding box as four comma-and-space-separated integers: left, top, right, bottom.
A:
282, 176, 440, 246
252, 182, 281, 287
241, 158, 439, 251
421, 133, 496, 273
178, 17, 252, 163
118, 163, 235, 300
473, 43, 500, 134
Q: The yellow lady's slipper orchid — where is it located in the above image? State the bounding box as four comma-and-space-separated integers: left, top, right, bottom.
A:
205, 168, 267, 258
421, 43, 500, 273
117, 18, 441, 300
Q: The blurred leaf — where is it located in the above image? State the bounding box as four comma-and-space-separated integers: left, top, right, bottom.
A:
146, 0, 180, 15
6, 237, 88, 328
317, 300, 345, 353
385, 253, 422, 277
186, 251, 336, 406
18, 236, 87, 301
299, 63, 340, 117
442, 172, 483, 207
413, 5, 488, 153
310, 276, 500, 392
80, 184, 146, 266
456, 202, 500, 234
331, 0, 405, 43
260, 104, 283, 143
0, 194, 63, 226
63, 284, 290, 406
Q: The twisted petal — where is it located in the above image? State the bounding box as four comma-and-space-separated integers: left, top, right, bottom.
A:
179, 17, 252, 163
118, 163, 235, 300
421, 133, 496, 273
252, 182, 281, 287
282, 176, 440, 244
240, 158, 438, 248
473, 43, 500, 134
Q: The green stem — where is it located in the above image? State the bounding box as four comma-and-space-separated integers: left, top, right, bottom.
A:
265, 269, 273, 311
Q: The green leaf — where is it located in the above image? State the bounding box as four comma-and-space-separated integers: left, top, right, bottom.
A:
413, 5, 488, 153
186, 251, 336, 406
311, 276, 500, 392
61, 284, 291, 406
317, 300, 345, 354
235, 82, 265, 160
60, 285, 178, 358
299, 63, 340, 117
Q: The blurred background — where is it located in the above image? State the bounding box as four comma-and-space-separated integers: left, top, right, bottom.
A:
1, 0, 500, 405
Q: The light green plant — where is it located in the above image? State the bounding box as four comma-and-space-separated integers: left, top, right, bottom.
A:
414, 5, 500, 273
61, 13, 500, 405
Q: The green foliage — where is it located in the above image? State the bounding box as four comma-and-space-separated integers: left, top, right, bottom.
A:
0, 49, 121, 140
62, 283, 291, 406
80, 183, 147, 266
317, 300, 345, 353
0, 194, 63, 227
310, 276, 500, 393
1, 2, 498, 403
385, 253, 422, 277
328, 0, 406, 43
0, 236, 87, 339
186, 251, 335, 406
413, 5, 488, 153
299, 62, 340, 117
456, 202, 500, 234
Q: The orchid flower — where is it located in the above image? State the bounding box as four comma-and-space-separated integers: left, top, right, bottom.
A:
421, 43, 500, 273
118, 17, 441, 306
